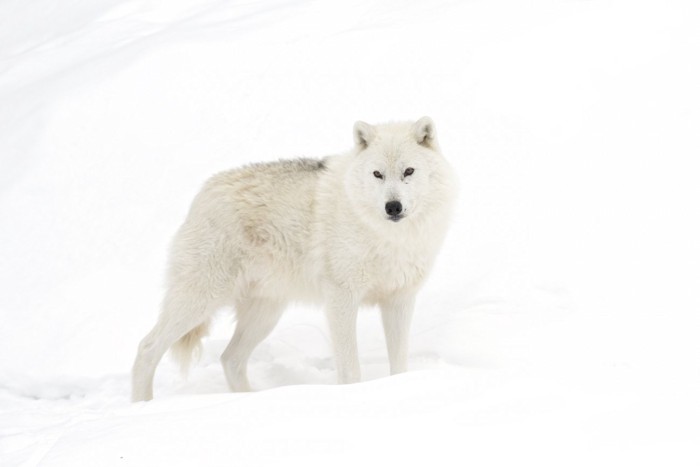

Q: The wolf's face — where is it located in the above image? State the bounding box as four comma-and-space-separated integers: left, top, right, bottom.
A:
345, 117, 449, 228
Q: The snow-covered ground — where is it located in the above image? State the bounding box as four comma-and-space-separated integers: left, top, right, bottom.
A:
1, 1, 699, 465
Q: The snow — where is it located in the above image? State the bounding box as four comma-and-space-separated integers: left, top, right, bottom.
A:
1, 0, 699, 465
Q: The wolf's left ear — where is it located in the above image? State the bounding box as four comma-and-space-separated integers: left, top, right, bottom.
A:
412, 116, 437, 147
353, 121, 376, 149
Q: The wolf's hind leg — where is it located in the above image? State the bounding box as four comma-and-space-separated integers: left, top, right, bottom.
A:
131, 289, 218, 402
221, 298, 285, 392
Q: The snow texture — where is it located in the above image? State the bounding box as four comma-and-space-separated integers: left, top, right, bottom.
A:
1, 1, 699, 465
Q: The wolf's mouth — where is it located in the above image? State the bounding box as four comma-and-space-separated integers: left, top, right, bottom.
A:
388, 214, 404, 222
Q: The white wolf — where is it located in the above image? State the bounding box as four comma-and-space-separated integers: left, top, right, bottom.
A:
131, 117, 456, 401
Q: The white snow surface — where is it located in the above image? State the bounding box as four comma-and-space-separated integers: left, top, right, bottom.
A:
1, 1, 699, 465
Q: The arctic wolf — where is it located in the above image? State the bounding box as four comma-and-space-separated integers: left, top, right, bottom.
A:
132, 117, 456, 401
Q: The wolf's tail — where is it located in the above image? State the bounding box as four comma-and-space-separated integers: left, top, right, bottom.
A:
170, 321, 210, 376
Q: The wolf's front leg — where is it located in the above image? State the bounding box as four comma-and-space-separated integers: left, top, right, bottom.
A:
325, 291, 361, 384
380, 292, 416, 375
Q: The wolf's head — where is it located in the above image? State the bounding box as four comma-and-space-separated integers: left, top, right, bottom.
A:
344, 117, 455, 229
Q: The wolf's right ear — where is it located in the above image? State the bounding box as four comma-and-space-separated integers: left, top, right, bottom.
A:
353, 121, 376, 149
413, 116, 437, 147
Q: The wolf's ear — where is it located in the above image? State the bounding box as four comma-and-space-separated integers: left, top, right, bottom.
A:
353, 121, 376, 149
412, 116, 436, 147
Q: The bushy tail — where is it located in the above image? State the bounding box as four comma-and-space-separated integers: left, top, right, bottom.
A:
169, 321, 210, 376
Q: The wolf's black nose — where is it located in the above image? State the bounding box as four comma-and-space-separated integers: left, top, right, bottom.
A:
385, 201, 403, 216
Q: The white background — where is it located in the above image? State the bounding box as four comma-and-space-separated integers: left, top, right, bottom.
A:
1, 1, 698, 465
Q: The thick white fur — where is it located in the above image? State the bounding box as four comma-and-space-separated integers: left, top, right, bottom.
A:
131, 117, 457, 401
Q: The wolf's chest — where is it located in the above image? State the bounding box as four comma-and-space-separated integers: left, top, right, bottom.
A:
319, 222, 440, 295
383, 249, 429, 281
353, 239, 434, 295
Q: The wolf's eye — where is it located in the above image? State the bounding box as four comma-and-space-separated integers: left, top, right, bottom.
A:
373, 171, 383, 179
403, 167, 415, 177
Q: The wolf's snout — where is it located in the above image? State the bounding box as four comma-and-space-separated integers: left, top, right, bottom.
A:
385, 200, 403, 217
